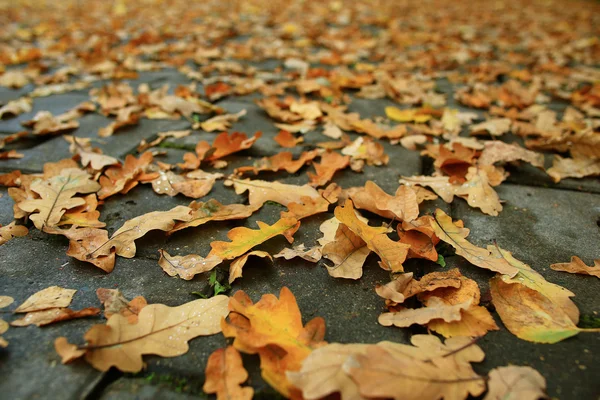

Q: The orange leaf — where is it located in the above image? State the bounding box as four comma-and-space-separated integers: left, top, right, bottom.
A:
203, 346, 253, 400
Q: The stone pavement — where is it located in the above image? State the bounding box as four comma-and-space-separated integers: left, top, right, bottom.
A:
1, 67, 600, 400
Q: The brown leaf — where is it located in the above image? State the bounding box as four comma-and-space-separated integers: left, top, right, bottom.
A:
547, 155, 600, 182
11, 307, 100, 327
484, 366, 548, 400
15, 286, 76, 313
308, 151, 350, 187
228, 178, 321, 208
322, 223, 371, 280
478, 141, 544, 168
206, 131, 262, 161
0, 222, 28, 245
0, 97, 32, 119
198, 109, 246, 132
54, 337, 86, 364
46, 226, 116, 273
96, 288, 147, 322
17, 169, 101, 230
274, 130, 303, 148
57, 296, 229, 372
397, 216, 439, 261
158, 249, 223, 280
169, 199, 258, 234
378, 297, 472, 328
203, 346, 253, 400
235, 150, 319, 176
550, 256, 600, 278
98, 152, 155, 200
274, 244, 322, 263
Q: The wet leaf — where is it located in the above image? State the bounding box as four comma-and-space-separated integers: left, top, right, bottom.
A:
158, 250, 223, 280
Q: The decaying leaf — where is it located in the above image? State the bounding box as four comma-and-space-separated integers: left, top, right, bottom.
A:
203, 346, 254, 400
55, 295, 229, 372
96, 288, 147, 322
0, 222, 28, 245
17, 169, 101, 230
15, 286, 76, 313
209, 217, 300, 260
11, 307, 100, 327
221, 287, 326, 397
484, 366, 548, 400
431, 209, 519, 276
335, 200, 409, 272
550, 256, 600, 278
158, 250, 223, 280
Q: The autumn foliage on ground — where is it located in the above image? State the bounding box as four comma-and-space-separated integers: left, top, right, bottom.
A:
0, 0, 599, 398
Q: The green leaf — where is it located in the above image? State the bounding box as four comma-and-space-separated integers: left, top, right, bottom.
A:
436, 254, 446, 267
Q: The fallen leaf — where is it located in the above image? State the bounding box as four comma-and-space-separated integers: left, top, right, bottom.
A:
335, 200, 409, 272
0, 149, 24, 159
158, 250, 223, 280
234, 150, 319, 176
58, 194, 105, 228
228, 178, 321, 208
345, 335, 486, 400
57, 295, 229, 372
0, 97, 32, 119
198, 109, 246, 132
308, 151, 350, 187
322, 223, 371, 280
221, 288, 326, 397
209, 217, 300, 260
431, 209, 519, 276
96, 288, 147, 322
385, 106, 432, 123
203, 346, 254, 400
17, 169, 101, 230
98, 152, 155, 200
0, 222, 28, 245
0, 296, 14, 347
550, 256, 600, 278
378, 297, 472, 328
169, 199, 258, 234
274, 244, 322, 263
15, 286, 76, 313
470, 118, 511, 136
274, 130, 303, 148
350, 181, 419, 222
55, 337, 86, 363
229, 250, 272, 283
490, 276, 588, 343
484, 366, 548, 400
11, 307, 100, 327
206, 131, 262, 161
90, 205, 193, 258
478, 141, 544, 168
46, 227, 116, 273
546, 155, 600, 182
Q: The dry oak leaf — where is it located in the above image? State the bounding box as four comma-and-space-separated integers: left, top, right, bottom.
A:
489, 246, 579, 323
229, 250, 273, 283
203, 346, 254, 400
158, 249, 222, 280
385, 106, 432, 123
98, 152, 155, 200
478, 141, 544, 168
378, 297, 472, 328
55, 337, 85, 363
341, 136, 389, 168
274, 244, 322, 263
58, 194, 105, 228
0, 97, 32, 119
15, 286, 76, 313
335, 200, 409, 272
221, 288, 326, 397
235, 150, 319, 176
345, 335, 486, 400
287, 343, 370, 400
206, 131, 262, 161
151, 170, 221, 199
280, 194, 331, 221
197, 109, 247, 132
418, 270, 499, 338
56, 295, 230, 372
489, 277, 596, 344
484, 366, 548, 400
546, 155, 600, 182
18, 168, 101, 230
169, 199, 258, 234
322, 223, 371, 280
308, 151, 350, 187
0, 296, 14, 348
209, 217, 300, 260
46, 227, 116, 273
227, 178, 321, 208
397, 216, 439, 261
91, 205, 193, 259
375, 273, 415, 305
96, 288, 147, 322
425, 143, 478, 183
274, 130, 303, 148
22, 111, 79, 136
349, 181, 419, 222
470, 118, 512, 136
0, 222, 28, 245
11, 307, 100, 327
431, 209, 518, 277
550, 256, 600, 278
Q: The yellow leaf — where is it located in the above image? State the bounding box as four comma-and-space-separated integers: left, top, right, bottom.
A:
385, 106, 432, 123
229, 250, 272, 283
15, 286, 76, 313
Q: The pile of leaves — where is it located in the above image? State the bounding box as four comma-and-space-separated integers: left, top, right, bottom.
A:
1, 0, 600, 398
